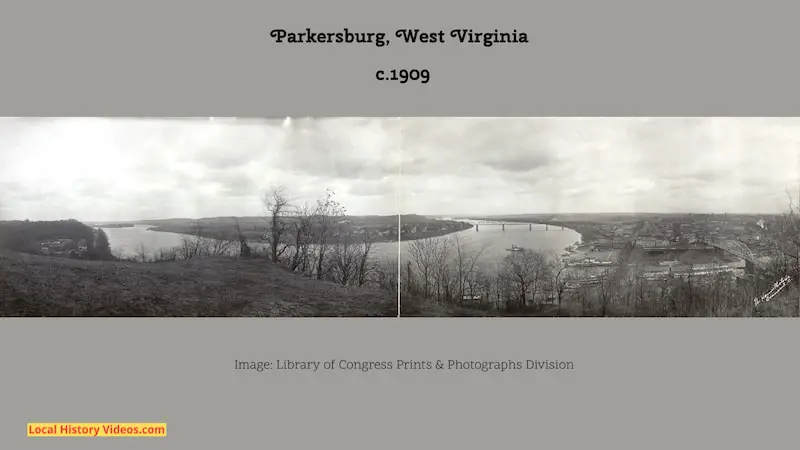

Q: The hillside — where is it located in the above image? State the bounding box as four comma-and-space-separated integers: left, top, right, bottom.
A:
0, 251, 397, 317
0, 219, 100, 254
399, 296, 495, 317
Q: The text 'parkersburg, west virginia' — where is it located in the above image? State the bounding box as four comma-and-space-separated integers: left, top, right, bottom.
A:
268, 28, 530, 47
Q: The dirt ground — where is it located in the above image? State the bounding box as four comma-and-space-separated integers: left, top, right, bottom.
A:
0, 251, 397, 317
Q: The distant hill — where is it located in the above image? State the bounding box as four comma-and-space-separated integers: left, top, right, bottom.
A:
94, 223, 135, 228
399, 214, 467, 225
137, 215, 407, 243
0, 250, 396, 317
472, 212, 782, 223
0, 219, 110, 258
133, 215, 400, 226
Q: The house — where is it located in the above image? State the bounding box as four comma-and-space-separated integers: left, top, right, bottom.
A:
40, 238, 75, 254
638, 239, 657, 248
592, 239, 614, 251
639, 222, 659, 236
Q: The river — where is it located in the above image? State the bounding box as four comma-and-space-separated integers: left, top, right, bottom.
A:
100, 224, 401, 262
102, 221, 580, 268
398, 220, 582, 269
101, 225, 186, 257
104, 222, 745, 285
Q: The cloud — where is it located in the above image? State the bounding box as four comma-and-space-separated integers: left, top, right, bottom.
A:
399, 117, 800, 215
401, 118, 560, 176
3, 117, 798, 221
0, 117, 400, 221
201, 169, 259, 197
347, 178, 397, 197
282, 118, 401, 180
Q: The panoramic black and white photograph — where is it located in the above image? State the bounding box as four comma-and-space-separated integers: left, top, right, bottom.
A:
0, 117, 401, 317
5, 117, 800, 318
398, 117, 800, 317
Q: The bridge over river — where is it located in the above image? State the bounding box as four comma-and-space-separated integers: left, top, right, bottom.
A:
466, 220, 566, 232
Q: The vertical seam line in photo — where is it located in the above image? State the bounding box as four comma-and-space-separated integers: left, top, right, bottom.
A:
397, 117, 403, 317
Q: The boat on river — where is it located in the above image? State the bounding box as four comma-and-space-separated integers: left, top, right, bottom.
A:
506, 244, 524, 252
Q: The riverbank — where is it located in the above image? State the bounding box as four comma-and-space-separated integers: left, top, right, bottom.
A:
141, 215, 473, 245
399, 217, 474, 241
94, 223, 135, 228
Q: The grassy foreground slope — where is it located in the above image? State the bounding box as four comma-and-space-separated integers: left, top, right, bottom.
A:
0, 251, 397, 317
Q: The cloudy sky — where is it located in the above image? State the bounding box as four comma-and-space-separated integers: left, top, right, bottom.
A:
2, 117, 798, 221
401, 118, 800, 215
0, 117, 401, 221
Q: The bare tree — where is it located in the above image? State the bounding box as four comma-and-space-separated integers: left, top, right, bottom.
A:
408, 236, 445, 298
136, 243, 149, 263
402, 260, 415, 295
501, 249, 548, 311
765, 188, 800, 315
356, 228, 374, 287
153, 246, 178, 262
205, 233, 237, 256
550, 256, 571, 317
374, 257, 399, 292
288, 202, 314, 273
430, 236, 453, 303
234, 218, 251, 258
178, 221, 206, 259
177, 221, 236, 259
263, 186, 291, 263
330, 230, 361, 285
451, 234, 486, 304
312, 189, 346, 280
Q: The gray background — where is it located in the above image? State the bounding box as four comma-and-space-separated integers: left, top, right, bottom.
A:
2, 0, 800, 448
2, 319, 799, 449
3, 0, 800, 116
